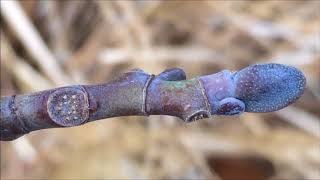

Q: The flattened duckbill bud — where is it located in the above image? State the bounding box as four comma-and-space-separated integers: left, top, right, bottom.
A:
199, 63, 305, 115
233, 63, 306, 112
47, 86, 89, 126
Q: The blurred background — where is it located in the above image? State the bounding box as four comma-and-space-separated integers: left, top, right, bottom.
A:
0, 0, 319, 179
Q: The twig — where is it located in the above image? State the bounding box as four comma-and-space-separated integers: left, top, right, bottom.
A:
0, 63, 306, 141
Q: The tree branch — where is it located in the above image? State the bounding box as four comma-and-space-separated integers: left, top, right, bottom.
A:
0, 63, 306, 141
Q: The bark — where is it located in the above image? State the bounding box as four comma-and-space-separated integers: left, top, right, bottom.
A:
0, 63, 306, 141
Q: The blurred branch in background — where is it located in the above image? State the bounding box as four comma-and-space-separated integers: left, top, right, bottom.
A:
0, 0, 71, 85
275, 107, 320, 138
1, 0, 319, 179
1, 33, 53, 92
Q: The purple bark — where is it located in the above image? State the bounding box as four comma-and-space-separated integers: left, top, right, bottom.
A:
0, 63, 306, 141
